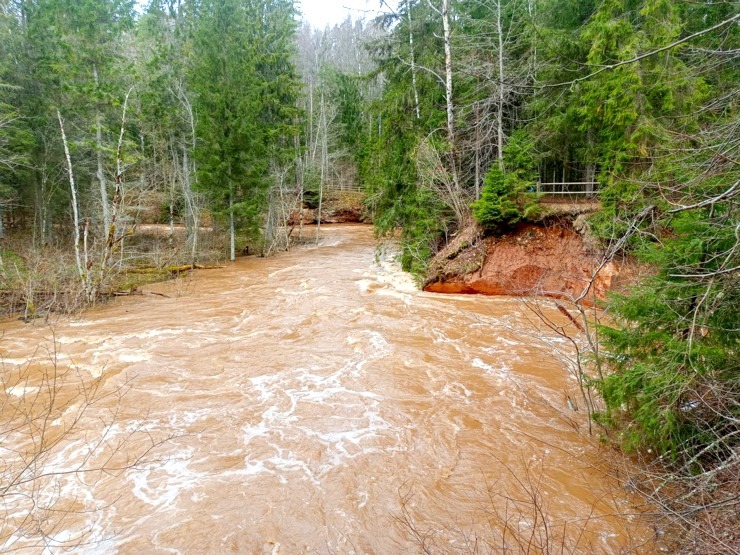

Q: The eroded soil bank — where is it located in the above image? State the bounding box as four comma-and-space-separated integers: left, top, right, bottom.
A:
290, 190, 369, 225
424, 219, 630, 303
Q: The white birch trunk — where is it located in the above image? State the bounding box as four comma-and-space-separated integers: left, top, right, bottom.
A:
442, 0, 455, 148
182, 146, 200, 265
57, 111, 85, 287
316, 91, 326, 244
440, 0, 461, 194
407, 0, 421, 120
93, 65, 110, 234
176, 84, 201, 265
496, 0, 505, 166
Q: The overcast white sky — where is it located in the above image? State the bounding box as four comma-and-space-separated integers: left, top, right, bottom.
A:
297, 0, 384, 29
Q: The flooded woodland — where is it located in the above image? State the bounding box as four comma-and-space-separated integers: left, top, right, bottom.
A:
0, 226, 654, 553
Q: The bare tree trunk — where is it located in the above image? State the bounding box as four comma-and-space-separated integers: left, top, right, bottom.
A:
310, 66, 320, 165
99, 87, 133, 283
440, 0, 461, 194
176, 83, 201, 265
496, 0, 505, 166
527, 0, 537, 70
586, 127, 596, 195
407, 0, 421, 121
474, 103, 481, 199
295, 133, 304, 241
169, 186, 175, 241
37, 159, 52, 246
93, 65, 110, 234
229, 190, 235, 262
57, 110, 85, 289
181, 145, 200, 264
442, 0, 455, 144
316, 91, 327, 244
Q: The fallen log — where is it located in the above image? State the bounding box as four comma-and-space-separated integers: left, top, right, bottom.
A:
113, 289, 171, 298
127, 263, 222, 275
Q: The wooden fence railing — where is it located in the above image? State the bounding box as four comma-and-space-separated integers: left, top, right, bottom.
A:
324, 183, 364, 193
536, 182, 599, 196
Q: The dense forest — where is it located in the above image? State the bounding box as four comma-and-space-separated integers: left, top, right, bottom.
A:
0, 0, 737, 550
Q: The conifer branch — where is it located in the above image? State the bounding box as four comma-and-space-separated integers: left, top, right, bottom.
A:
543, 12, 740, 88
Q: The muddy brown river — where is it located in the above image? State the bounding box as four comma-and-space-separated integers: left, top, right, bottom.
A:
1, 225, 652, 553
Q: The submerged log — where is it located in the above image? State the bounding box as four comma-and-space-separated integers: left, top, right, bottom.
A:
113, 289, 170, 298
127, 263, 222, 275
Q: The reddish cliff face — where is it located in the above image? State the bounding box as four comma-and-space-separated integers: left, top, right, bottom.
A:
424, 223, 622, 304
289, 190, 369, 225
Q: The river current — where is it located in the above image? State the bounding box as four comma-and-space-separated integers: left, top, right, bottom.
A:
0, 225, 651, 553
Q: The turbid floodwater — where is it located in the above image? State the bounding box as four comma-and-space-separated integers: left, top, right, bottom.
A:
0, 225, 652, 553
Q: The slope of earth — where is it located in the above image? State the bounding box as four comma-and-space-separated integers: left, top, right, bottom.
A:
424, 213, 632, 303
292, 190, 369, 224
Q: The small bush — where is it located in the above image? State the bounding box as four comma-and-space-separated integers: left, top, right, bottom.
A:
472, 166, 523, 233
472, 130, 539, 234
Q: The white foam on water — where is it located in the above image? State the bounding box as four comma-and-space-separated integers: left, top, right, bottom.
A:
118, 352, 150, 363
137, 328, 185, 340
230, 313, 255, 333
167, 407, 217, 428
0, 357, 35, 366
356, 251, 418, 302
56, 335, 108, 346
472, 357, 510, 377
268, 265, 303, 279
440, 382, 473, 404
432, 328, 460, 345
239, 333, 402, 480
5, 385, 39, 397
355, 279, 373, 295
129, 447, 197, 507
51, 403, 80, 427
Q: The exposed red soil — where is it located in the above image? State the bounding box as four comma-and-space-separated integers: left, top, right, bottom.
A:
289, 190, 369, 225
424, 222, 624, 304
289, 207, 365, 225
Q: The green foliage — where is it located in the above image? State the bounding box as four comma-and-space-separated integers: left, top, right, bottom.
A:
328, 71, 364, 156
374, 185, 448, 276
595, 192, 738, 460
472, 167, 521, 233
472, 131, 539, 234
190, 0, 300, 238
520, 0, 739, 467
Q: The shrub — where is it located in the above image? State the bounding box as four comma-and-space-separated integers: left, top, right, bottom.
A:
472, 131, 539, 234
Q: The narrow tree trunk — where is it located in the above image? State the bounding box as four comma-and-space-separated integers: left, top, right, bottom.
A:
496, 0, 505, 166
317, 91, 327, 244
407, 0, 421, 121
474, 103, 481, 199
295, 132, 304, 240
57, 110, 85, 288
93, 65, 110, 234
169, 191, 175, 241
440, 0, 461, 193
38, 173, 51, 245
527, 0, 537, 76
176, 84, 201, 266
442, 0, 455, 147
586, 127, 596, 195
229, 191, 236, 262
182, 145, 199, 265
99, 87, 132, 281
